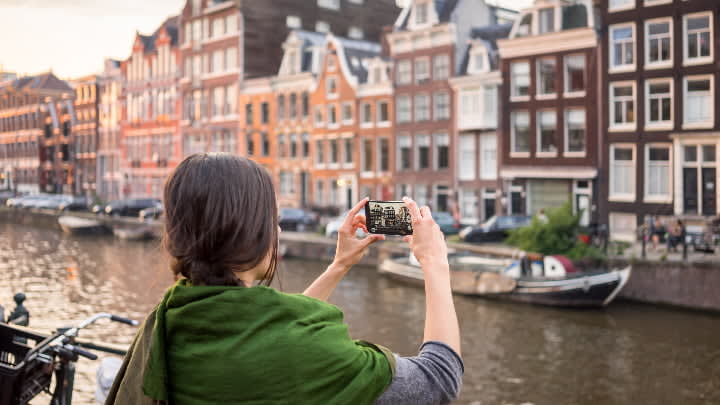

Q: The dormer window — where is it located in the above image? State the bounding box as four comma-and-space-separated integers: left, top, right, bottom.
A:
316, 21, 330, 33
415, 3, 428, 25
468, 48, 485, 74
539, 8, 555, 34
286, 16, 301, 29
516, 13, 532, 38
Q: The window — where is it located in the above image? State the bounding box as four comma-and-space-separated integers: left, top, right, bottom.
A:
247, 133, 255, 155
397, 135, 411, 171
516, 12, 532, 37
315, 180, 324, 205
511, 111, 529, 155
326, 76, 337, 98
565, 108, 586, 155
396, 60, 411, 85
609, 0, 634, 11
468, 49, 485, 74
434, 133, 449, 169
610, 82, 636, 129
329, 139, 338, 164
434, 92, 450, 120
414, 94, 430, 122
301, 92, 309, 118
510, 62, 530, 99
362, 139, 373, 172
289, 93, 297, 120
327, 104, 337, 126
646, 79, 672, 128
212, 50, 223, 73
415, 185, 428, 207
302, 133, 309, 157
415, 58, 429, 84
480, 134, 496, 180
315, 139, 324, 165
416, 134, 430, 170
286, 16, 301, 29
458, 135, 476, 181
645, 145, 671, 201
433, 54, 449, 80
377, 101, 389, 124
397, 95, 411, 123
610, 24, 635, 71
261, 132, 269, 156
279, 172, 294, 196
646, 19, 672, 67
348, 26, 364, 40
344, 138, 353, 164
277, 94, 285, 121
317, 0, 340, 10
261, 102, 269, 124
213, 18, 224, 38
314, 105, 324, 126
316, 21, 330, 33
539, 7, 555, 34
361, 102, 372, 125
342, 102, 353, 124
483, 85, 497, 127
226, 15, 237, 34
537, 110, 557, 155
684, 13, 713, 64
610, 145, 635, 200
212, 87, 223, 117
379, 138, 389, 172
415, 2, 428, 25
564, 55, 585, 95
290, 134, 298, 158
245, 103, 253, 125
537, 58, 556, 97
684, 76, 714, 127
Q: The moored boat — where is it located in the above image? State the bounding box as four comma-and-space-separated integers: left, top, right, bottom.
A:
379, 253, 631, 308
113, 226, 155, 241
58, 215, 107, 235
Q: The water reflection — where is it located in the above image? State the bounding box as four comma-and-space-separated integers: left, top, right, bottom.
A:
1, 223, 719, 405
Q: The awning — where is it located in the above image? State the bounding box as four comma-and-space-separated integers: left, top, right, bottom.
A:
500, 166, 597, 180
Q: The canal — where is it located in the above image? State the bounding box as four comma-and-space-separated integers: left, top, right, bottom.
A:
1, 222, 719, 405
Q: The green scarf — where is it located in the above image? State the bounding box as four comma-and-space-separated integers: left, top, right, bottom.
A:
142, 280, 395, 405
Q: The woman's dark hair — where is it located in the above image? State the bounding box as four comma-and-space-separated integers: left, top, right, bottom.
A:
163, 153, 279, 286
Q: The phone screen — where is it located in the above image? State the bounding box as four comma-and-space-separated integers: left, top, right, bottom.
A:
364, 200, 413, 236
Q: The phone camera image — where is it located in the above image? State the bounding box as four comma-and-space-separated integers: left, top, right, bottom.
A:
365, 201, 413, 236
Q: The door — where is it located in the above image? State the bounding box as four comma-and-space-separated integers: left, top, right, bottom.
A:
702, 167, 716, 215
576, 194, 590, 226
684, 167, 698, 214
511, 191, 523, 215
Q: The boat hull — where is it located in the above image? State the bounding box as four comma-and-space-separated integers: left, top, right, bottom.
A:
378, 257, 631, 308
58, 216, 107, 236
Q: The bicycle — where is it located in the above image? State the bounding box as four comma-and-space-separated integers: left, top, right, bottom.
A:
0, 313, 138, 405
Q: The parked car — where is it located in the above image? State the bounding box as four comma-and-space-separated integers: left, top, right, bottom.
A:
433, 212, 461, 235
35, 195, 72, 210
139, 206, 164, 221
12, 194, 52, 209
279, 208, 318, 232
325, 211, 367, 238
59, 196, 90, 212
0, 190, 15, 204
459, 215, 532, 243
98, 199, 162, 217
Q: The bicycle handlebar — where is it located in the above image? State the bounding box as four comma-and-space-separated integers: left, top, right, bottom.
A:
65, 344, 99, 360
111, 314, 139, 326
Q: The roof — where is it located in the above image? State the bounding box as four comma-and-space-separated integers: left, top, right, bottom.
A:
336, 36, 382, 84
2, 72, 72, 93
139, 15, 179, 53
458, 23, 512, 74
395, 0, 461, 30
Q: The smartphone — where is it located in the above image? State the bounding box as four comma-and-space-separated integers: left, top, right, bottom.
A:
364, 200, 413, 236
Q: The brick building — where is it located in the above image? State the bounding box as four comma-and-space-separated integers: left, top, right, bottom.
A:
599, 0, 720, 240
97, 59, 123, 202
70, 75, 99, 197
121, 16, 182, 199
497, 0, 599, 225
386, 0, 510, 213
0, 73, 74, 194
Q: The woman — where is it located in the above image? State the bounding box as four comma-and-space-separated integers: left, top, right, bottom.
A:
107, 153, 463, 405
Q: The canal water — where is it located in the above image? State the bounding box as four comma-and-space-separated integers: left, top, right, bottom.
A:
1, 222, 718, 405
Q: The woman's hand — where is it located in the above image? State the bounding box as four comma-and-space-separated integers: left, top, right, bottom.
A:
332, 198, 385, 270
402, 197, 448, 268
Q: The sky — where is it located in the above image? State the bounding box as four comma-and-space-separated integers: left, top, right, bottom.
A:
0, 0, 533, 79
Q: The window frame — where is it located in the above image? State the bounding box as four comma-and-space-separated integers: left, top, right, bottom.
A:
564, 108, 586, 157
326, 76, 338, 99
536, 57, 557, 100
414, 57, 430, 84
341, 101, 354, 125
396, 60, 412, 86
433, 132, 449, 170
433, 54, 449, 81
376, 100, 390, 127
683, 11, 714, 66
682, 74, 715, 129
536, 109, 558, 157
609, 23, 637, 73
643, 143, 673, 203
510, 61, 531, 101
645, 77, 674, 130
433, 91, 450, 121
563, 54, 586, 98
360, 101, 373, 128
609, 143, 637, 202
415, 133, 431, 170
414, 93, 430, 122
510, 110, 530, 158
396, 95, 412, 124
645, 17, 673, 69
609, 80, 637, 132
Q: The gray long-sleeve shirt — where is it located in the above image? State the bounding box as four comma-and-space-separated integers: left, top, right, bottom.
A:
375, 341, 464, 405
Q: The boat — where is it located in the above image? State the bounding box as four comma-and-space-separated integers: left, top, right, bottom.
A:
378, 253, 631, 308
58, 215, 107, 235
113, 226, 155, 241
